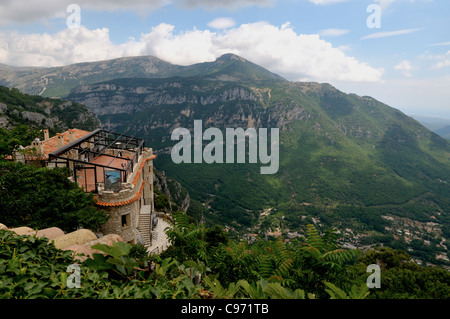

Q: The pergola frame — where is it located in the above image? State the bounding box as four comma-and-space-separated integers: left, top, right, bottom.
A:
47, 129, 145, 193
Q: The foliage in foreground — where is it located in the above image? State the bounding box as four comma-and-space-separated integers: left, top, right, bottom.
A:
0, 227, 358, 299
1, 212, 449, 299
0, 160, 109, 232
0, 125, 40, 159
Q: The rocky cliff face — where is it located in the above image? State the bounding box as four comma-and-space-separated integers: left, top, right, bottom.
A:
0, 56, 184, 98
9, 53, 448, 266
0, 53, 284, 99
67, 78, 315, 154
4, 54, 450, 264
153, 170, 190, 213
0, 86, 101, 131
70, 81, 260, 115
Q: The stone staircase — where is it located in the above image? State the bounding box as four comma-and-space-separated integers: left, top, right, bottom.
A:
147, 215, 172, 255
138, 205, 152, 247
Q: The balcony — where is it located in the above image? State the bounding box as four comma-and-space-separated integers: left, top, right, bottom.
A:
45, 129, 145, 193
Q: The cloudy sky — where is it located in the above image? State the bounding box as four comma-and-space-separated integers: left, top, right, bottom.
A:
0, 0, 449, 117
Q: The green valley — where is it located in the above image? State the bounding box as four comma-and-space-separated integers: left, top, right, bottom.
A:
1, 53, 449, 267
63, 54, 450, 267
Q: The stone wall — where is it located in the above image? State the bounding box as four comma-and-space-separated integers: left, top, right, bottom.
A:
99, 200, 139, 243
0, 223, 124, 262
96, 147, 155, 245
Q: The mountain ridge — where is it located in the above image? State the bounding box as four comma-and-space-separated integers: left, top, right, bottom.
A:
0, 53, 286, 98
0, 86, 101, 132
65, 60, 450, 268
2, 53, 449, 265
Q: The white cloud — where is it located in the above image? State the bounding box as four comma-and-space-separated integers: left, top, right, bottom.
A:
374, 0, 397, 11
310, 0, 433, 9
394, 60, 414, 77
0, 22, 384, 83
429, 42, 450, 47
431, 51, 450, 69
361, 28, 423, 40
215, 22, 384, 82
433, 60, 450, 69
336, 75, 450, 118
135, 23, 218, 65
373, 0, 435, 12
0, 27, 121, 67
207, 18, 236, 30
0, 0, 170, 25
309, 0, 350, 4
319, 28, 350, 37
176, 0, 273, 9
0, 0, 272, 26
419, 49, 450, 69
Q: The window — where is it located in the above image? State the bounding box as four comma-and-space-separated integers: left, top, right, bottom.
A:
121, 214, 130, 227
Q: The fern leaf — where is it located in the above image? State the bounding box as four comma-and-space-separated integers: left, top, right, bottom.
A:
306, 224, 324, 252
348, 284, 370, 299
275, 258, 293, 278
324, 281, 349, 299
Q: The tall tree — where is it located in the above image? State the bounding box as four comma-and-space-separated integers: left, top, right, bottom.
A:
0, 125, 40, 159
0, 160, 108, 232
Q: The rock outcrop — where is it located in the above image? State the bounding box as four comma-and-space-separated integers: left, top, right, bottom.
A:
1, 223, 124, 262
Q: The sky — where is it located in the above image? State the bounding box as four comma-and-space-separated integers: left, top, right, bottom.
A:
0, 0, 449, 118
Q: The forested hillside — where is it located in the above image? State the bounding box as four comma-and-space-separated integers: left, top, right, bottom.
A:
64, 54, 450, 267
1, 212, 449, 300
0, 86, 101, 133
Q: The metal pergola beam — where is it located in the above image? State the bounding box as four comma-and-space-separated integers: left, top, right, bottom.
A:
49, 128, 101, 158
69, 146, 131, 161
74, 137, 135, 159
124, 139, 145, 174
46, 129, 145, 192
92, 132, 125, 161
95, 130, 141, 147
105, 135, 139, 167
49, 129, 143, 161
48, 154, 126, 172
100, 129, 144, 142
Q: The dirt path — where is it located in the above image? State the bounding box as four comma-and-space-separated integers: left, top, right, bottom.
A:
146, 217, 172, 255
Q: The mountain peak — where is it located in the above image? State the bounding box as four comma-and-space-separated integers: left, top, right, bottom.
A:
194, 53, 286, 85
0, 53, 286, 97
215, 53, 247, 63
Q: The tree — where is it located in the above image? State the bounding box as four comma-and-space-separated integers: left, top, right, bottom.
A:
205, 225, 230, 248
0, 160, 108, 232
324, 281, 370, 299
357, 246, 411, 269
0, 126, 40, 159
296, 224, 361, 274
163, 211, 208, 261
354, 247, 450, 299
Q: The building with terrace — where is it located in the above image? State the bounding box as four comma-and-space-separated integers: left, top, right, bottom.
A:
18, 128, 157, 247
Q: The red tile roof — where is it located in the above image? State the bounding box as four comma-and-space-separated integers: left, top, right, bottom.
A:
41, 129, 91, 157
3, 128, 91, 161
20, 128, 91, 160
